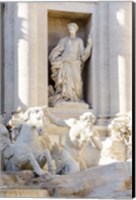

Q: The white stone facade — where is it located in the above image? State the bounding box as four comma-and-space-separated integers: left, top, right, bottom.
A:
0, 1, 132, 125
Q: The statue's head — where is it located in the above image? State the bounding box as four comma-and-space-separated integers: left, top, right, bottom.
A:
80, 112, 96, 125
108, 115, 132, 145
68, 112, 96, 148
67, 23, 79, 35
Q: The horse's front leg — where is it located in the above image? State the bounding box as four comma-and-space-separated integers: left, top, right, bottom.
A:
19, 153, 44, 176
39, 149, 53, 173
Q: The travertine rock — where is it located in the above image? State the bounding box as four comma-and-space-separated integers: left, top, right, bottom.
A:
0, 161, 132, 198
0, 190, 49, 198
40, 161, 132, 198
0, 171, 49, 197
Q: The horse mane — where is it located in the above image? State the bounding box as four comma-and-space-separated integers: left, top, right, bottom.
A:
0, 124, 11, 153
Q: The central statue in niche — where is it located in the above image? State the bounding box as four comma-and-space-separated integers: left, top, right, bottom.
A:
49, 22, 92, 107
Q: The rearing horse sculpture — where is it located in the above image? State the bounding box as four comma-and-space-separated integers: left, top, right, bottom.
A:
0, 107, 53, 176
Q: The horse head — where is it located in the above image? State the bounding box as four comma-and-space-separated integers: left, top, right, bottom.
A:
23, 107, 46, 136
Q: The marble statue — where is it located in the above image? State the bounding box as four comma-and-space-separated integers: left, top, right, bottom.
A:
45, 108, 102, 174
45, 108, 132, 172
51, 143, 80, 175
99, 113, 132, 165
49, 23, 92, 106
0, 107, 53, 176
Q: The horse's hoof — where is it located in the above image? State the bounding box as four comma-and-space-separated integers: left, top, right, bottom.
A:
33, 171, 41, 178
40, 172, 54, 181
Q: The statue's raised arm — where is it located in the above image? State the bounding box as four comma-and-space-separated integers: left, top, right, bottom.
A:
81, 34, 93, 62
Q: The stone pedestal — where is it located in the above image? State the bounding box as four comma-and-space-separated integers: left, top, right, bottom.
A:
55, 102, 89, 109
49, 104, 91, 120
0, 171, 49, 198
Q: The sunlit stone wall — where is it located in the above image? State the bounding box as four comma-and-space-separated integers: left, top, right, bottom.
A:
92, 1, 132, 124
1, 2, 132, 125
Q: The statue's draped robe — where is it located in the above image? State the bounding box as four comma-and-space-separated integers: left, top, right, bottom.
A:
49, 36, 91, 103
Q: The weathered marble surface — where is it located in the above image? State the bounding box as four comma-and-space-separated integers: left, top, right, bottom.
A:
0, 171, 49, 197
40, 161, 132, 198
0, 162, 131, 198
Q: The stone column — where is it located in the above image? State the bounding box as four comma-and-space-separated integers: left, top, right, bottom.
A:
0, 3, 2, 171
14, 3, 30, 109
108, 2, 132, 116
0, 4, 1, 113
4, 2, 48, 111
14, 3, 40, 109
92, 2, 110, 125
37, 4, 48, 106
91, 4, 99, 116
4, 3, 15, 111
28, 3, 38, 106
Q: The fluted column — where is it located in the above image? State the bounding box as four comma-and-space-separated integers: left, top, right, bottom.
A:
108, 2, 132, 115
28, 3, 38, 106
92, 2, 110, 125
14, 3, 40, 109
14, 3, 30, 109
98, 2, 110, 117
4, 2, 48, 111
4, 3, 15, 111
91, 4, 99, 116
0, 4, 1, 113
37, 4, 48, 106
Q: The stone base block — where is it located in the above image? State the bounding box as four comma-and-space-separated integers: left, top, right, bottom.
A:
0, 171, 49, 198
49, 102, 91, 119
0, 189, 49, 198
